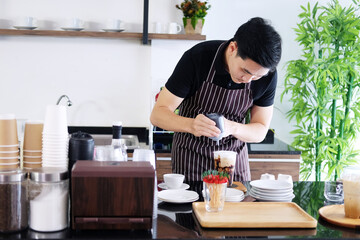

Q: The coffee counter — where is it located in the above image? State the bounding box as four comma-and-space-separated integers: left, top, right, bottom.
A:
1, 181, 359, 239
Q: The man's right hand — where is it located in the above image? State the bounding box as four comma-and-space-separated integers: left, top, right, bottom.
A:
191, 114, 221, 137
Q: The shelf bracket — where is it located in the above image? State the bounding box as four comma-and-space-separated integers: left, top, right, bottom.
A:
142, 0, 149, 44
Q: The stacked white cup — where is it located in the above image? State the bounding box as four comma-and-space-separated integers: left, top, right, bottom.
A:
132, 149, 156, 169
42, 105, 69, 169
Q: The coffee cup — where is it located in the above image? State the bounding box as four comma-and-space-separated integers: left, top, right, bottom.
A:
19, 17, 37, 27
0, 150, 19, 158
23, 150, 42, 157
0, 114, 18, 146
153, 22, 163, 33
343, 166, 360, 218
0, 157, 19, 164
163, 173, 184, 189
278, 174, 293, 186
106, 19, 122, 30
65, 18, 84, 28
214, 150, 237, 186
260, 173, 275, 181
168, 22, 182, 34
23, 121, 43, 151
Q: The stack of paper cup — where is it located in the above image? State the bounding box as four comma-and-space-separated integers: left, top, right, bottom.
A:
42, 105, 69, 169
0, 114, 20, 170
23, 121, 43, 169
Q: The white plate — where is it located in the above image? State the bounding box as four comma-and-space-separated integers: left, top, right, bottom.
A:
250, 180, 293, 190
158, 190, 199, 203
61, 27, 84, 31
13, 26, 37, 30
158, 182, 190, 190
102, 28, 125, 32
249, 190, 295, 201
251, 188, 293, 198
226, 188, 244, 197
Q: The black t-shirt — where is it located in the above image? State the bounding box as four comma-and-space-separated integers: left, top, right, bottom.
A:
165, 40, 277, 107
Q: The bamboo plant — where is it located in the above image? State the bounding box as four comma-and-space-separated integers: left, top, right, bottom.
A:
281, 0, 360, 181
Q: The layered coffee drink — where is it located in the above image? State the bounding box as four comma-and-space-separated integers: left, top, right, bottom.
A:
343, 166, 360, 219
214, 151, 237, 186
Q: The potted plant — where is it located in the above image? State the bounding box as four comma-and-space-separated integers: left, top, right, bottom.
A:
281, 0, 360, 181
176, 0, 211, 34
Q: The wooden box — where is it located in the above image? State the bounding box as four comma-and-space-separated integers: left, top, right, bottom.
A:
71, 160, 155, 230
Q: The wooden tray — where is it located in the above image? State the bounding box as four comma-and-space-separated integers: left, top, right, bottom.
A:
319, 204, 360, 229
192, 202, 317, 228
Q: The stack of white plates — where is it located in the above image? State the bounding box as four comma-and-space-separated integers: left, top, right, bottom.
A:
158, 189, 199, 203
201, 188, 245, 202
226, 188, 245, 202
249, 180, 295, 202
42, 105, 69, 169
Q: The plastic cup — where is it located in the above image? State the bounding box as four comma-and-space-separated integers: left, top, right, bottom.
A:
0, 114, 18, 145
23, 121, 43, 151
324, 180, 344, 203
343, 166, 360, 219
43, 105, 68, 135
214, 151, 237, 186
132, 149, 155, 169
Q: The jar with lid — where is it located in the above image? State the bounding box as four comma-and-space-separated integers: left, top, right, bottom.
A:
29, 168, 69, 232
0, 170, 28, 232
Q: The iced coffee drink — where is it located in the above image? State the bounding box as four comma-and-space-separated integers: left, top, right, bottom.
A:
343, 166, 360, 219
214, 151, 237, 186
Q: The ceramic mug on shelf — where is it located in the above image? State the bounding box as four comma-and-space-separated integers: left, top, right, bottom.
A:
168, 22, 182, 34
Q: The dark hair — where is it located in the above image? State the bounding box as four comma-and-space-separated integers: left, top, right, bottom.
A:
234, 17, 282, 71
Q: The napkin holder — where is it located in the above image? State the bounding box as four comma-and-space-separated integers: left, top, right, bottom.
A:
71, 160, 155, 230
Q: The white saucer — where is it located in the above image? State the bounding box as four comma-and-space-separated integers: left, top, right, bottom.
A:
102, 28, 125, 32
158, 182, 190, 190
61, 27, 84, 31
158, 190, 199, 203
13, 26, 37, 30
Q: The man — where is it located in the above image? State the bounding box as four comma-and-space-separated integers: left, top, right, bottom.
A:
150, 17, 282, 182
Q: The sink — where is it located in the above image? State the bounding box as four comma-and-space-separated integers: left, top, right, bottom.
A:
92, 134, 140, 149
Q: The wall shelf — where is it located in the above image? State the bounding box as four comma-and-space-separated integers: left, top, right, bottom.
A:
0, 29, 206, 41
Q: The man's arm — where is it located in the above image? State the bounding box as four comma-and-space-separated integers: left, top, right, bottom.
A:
223, 105, 273, 143
150, 87, 221, 138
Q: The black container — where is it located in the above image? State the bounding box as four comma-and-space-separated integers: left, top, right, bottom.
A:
68, 131, 94, 172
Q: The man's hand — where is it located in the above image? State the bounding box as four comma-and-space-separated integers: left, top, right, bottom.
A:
190, 114, 221, 137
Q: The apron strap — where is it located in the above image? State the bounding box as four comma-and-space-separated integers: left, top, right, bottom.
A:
205, 42, 226, 83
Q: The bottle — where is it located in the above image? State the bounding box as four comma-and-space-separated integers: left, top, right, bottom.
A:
111, 121, 127, 161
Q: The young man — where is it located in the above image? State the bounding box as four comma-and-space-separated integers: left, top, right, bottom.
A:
150, 17, 282, 181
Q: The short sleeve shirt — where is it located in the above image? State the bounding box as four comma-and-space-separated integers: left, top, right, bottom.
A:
165, 40, 277, 107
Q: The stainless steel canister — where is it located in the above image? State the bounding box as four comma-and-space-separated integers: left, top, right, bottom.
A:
29, 168, 69, 232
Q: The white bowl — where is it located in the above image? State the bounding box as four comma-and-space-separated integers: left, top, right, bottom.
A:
163, 173, 185, 189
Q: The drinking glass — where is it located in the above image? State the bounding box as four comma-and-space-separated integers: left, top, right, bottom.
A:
203, 182, 227, 212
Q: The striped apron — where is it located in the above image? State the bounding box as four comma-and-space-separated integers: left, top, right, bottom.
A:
172, 42, 254, 182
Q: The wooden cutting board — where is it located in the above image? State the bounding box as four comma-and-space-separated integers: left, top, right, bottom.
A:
192, 202, 317, 228
232, 181, 247, 193
319, 204, 360, 229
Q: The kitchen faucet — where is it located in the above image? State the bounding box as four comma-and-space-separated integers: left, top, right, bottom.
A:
56, 95, 73, 106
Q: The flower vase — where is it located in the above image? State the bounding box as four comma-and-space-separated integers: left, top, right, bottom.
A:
203, 181, 227, 212
183, 17, 204, 35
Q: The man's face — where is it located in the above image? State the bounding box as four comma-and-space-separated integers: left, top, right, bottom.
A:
227, 42, 270, 84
